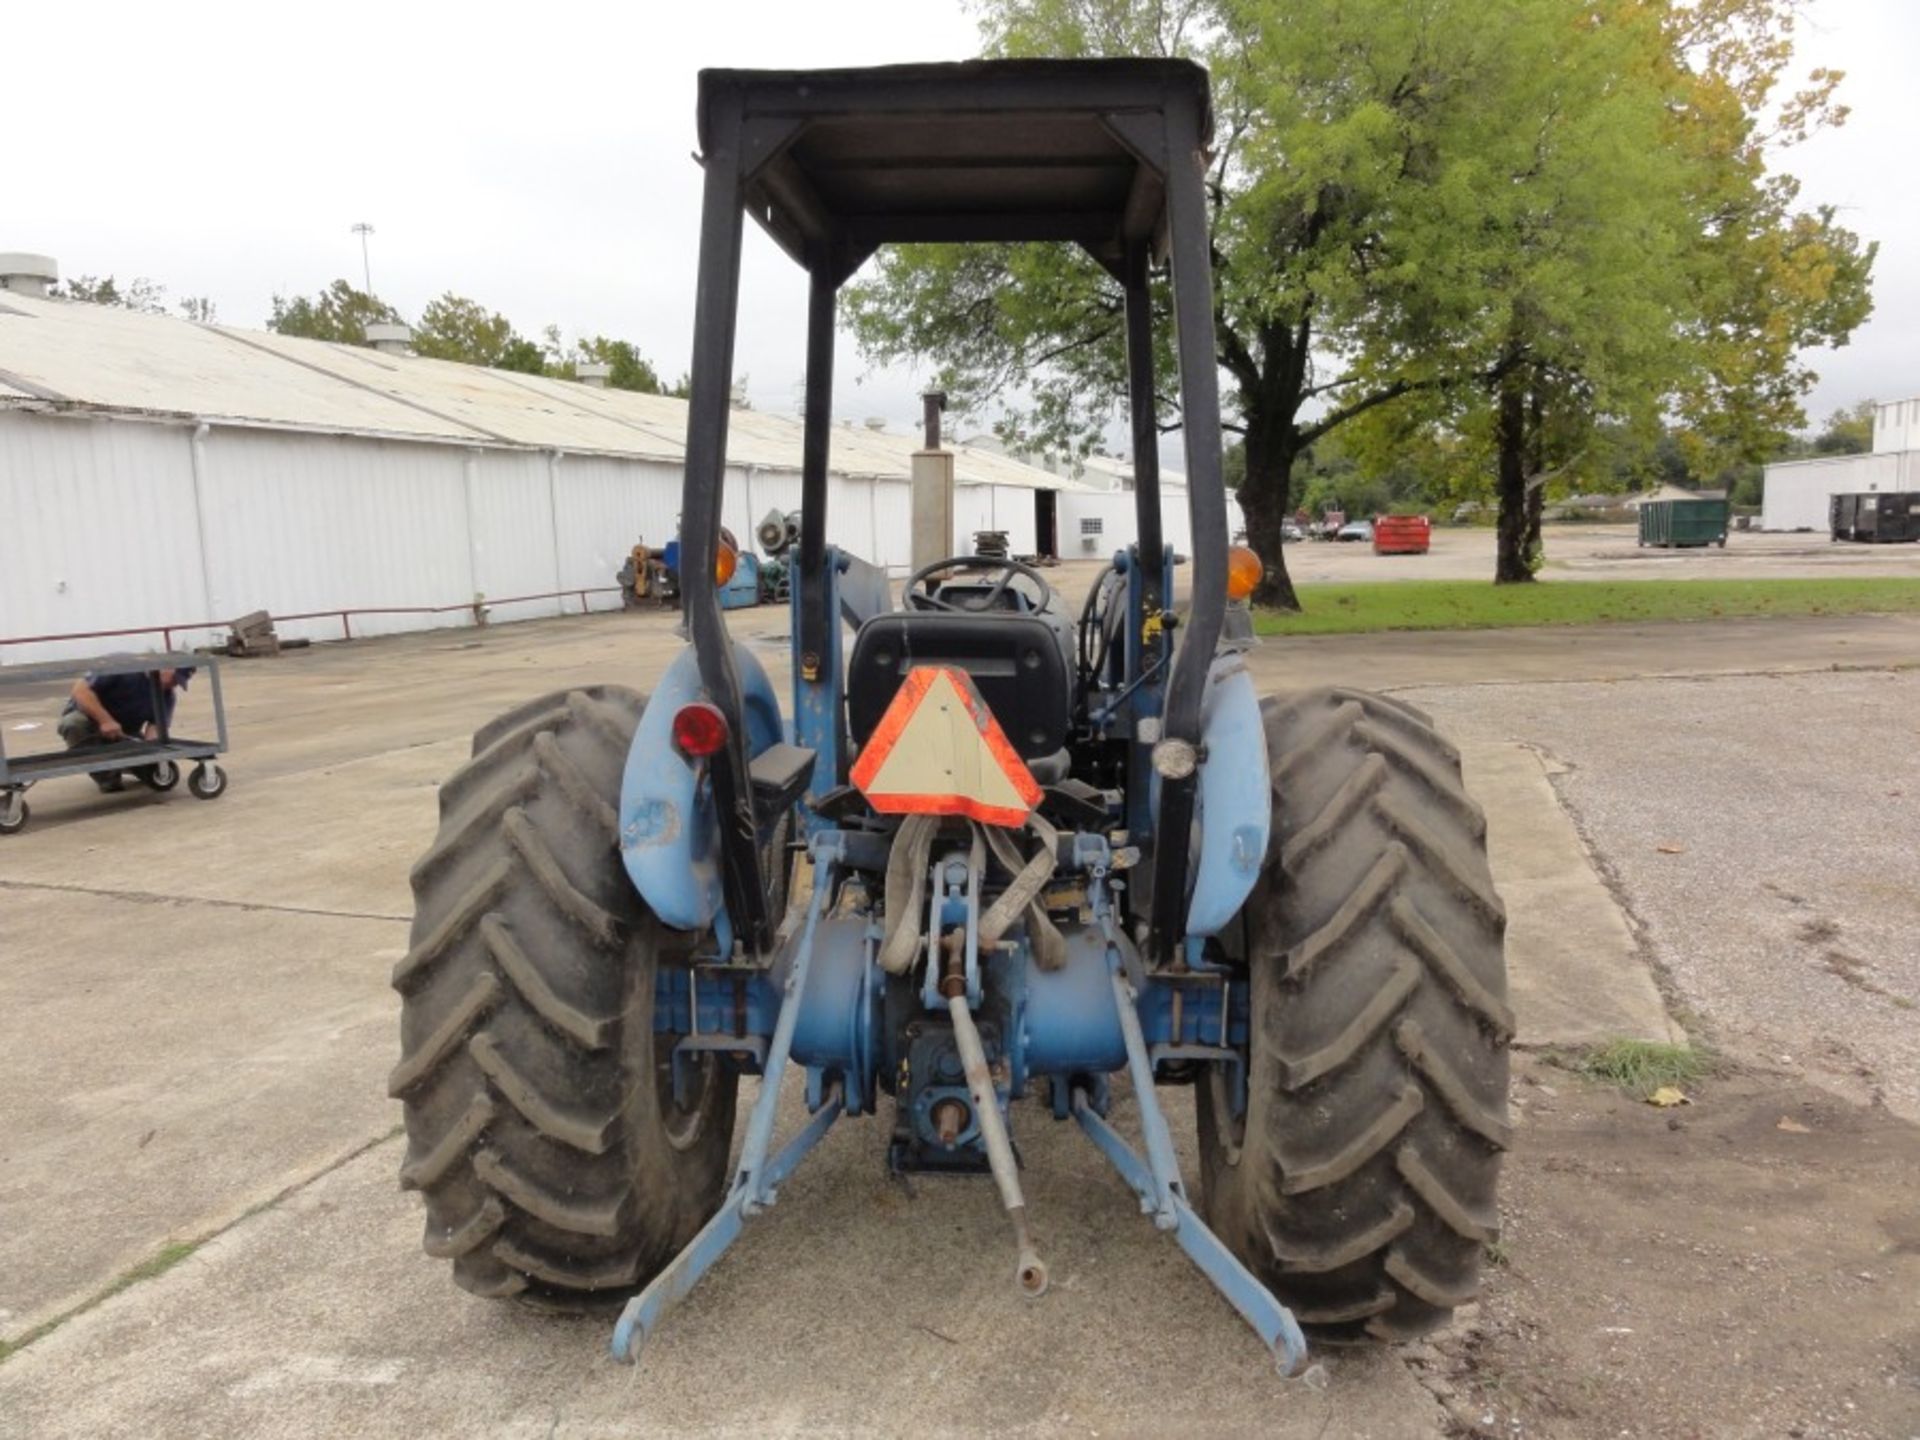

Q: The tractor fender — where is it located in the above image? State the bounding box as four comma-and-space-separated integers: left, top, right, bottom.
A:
620, 641, 784, 931
1181, 655, 1271, 939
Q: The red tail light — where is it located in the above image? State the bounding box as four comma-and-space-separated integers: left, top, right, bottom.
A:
671, 701, 730, 758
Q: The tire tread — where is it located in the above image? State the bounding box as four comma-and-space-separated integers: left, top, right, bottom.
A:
1199, 685, 1509, 1343
395, 685, 736, 1302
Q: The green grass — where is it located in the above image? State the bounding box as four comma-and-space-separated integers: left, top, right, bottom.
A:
0, 1241, 198, 1364
0, 1123, 405, 1365
1579, 1039, 1716, 1098
1253, 577, 1920, 636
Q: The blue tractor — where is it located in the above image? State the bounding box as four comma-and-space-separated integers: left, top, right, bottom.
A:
393, 59, 1510, 1375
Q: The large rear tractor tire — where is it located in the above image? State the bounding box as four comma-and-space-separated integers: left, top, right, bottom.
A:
392, 686, 736, 1303
1199, 686, 1511, 1343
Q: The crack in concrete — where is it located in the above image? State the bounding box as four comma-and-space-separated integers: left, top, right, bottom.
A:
0, 878, 407, 925
0, 1125, 404, 1363
1533, 747, 1704, 1048
1501, 738, 1698, 1051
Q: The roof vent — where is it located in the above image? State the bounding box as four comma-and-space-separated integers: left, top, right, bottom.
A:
365, 321, 412, 355
578, 361, 611, 389
864, 416, 887, 432
0, 253, 58, 298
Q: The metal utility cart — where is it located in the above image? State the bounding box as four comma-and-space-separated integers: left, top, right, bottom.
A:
0, 652, 230, 835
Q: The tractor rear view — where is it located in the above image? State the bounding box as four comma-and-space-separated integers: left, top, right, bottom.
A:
391, 59, 1509, 1375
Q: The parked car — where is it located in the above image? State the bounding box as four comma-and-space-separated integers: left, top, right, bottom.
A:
1281, 519, 1304, 543
1335, 519, 1375, 542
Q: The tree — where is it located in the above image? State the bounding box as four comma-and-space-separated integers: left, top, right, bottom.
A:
1663, 3, 1876, 482
846, 0, 1644, 608
575, 336, 666, 394
412, 293, 519, 366
846, 0, 1872, 603
50, 273, 220, 323
1811, 399, 1875, 456
540, 329, 670, 393
1314, 0, 1869, 581
54, 275, 168, 313
496, 335, 548, 374
267, 280, 403, 344
1468, 1, 1875, 581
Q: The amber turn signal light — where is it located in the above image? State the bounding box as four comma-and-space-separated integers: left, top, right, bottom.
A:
715, 540, 739, 586
1225, 545, 1264, 601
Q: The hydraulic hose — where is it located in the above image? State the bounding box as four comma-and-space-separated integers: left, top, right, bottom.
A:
878, 813, 1066, 975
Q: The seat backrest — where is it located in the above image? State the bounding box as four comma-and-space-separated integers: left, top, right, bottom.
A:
847, 611, 1071, 760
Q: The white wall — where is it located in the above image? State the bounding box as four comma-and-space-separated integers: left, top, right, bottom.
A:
869, 477, 913, 571
951, 483, 1040, 558
1057, 490, 1135, 559
1761, 452, 1907, 532
1873, 398, 1920, 455
0, 409, 920, 665
548, 452, 680, 617
1055, 486, 1249, 561
0, 412, 208, 665
469, 450, 565, 622
199, 428, 475, 645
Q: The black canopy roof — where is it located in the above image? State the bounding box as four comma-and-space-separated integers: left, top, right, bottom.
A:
696, 59, 1214, 280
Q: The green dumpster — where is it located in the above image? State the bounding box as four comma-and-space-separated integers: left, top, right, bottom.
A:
1638, 497, 1729, 549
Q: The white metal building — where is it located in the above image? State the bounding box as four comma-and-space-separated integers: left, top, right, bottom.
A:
1761, 397, 1920, 532
961, 433, 1246, 558
0, 287, 1086, 664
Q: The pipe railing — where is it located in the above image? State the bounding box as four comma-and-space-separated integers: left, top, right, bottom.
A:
0, 586, 625, 654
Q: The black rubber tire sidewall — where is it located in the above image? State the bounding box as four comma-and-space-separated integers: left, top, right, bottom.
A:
393, 685, 739, 1304
1197, 686, 1511, 1343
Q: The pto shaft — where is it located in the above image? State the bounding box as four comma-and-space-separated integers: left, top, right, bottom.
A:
946, 991, 1048, 1298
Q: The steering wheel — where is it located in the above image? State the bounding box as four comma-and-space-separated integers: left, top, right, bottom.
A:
904, 554, 1056, 613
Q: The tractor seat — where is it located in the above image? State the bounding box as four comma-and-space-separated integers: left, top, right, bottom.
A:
847, 611, 1072, 764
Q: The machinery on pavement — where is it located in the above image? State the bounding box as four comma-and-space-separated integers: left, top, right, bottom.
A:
0, 652, 230, 836
391, 59, 1510, 1376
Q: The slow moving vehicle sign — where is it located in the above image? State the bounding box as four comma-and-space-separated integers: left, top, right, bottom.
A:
850, 665, 1041, 827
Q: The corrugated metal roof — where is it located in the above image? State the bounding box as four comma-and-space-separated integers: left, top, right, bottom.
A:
0, 293, 1087, 489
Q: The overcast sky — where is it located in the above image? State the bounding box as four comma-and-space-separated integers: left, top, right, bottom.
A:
7, 0, 1914, 445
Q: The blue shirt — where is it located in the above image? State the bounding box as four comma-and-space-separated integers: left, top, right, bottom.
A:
66, 671, 178, 732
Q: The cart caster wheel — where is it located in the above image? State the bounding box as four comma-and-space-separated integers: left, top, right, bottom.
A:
0, 793, 28, 835
188, 763, 228, 800
141, 761, 181, 792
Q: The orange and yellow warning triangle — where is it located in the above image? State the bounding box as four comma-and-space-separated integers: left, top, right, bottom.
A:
850, 665, 1042, 828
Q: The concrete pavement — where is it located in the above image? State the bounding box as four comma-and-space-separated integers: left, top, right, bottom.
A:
0, 1095, 1441, 1440
1460, 741, 1677, 1047
7, 603, 1909, 1434
1418, 667, 1920, 1119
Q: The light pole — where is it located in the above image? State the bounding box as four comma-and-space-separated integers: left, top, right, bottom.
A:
351, 222, 375, 295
